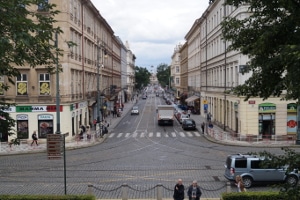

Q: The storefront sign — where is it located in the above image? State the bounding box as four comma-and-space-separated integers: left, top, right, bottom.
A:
16, 105, 62, 113
248, 100, 256, 104
287, 103, 297, 113
38, 115, 54, 120
258, 103, 276, 113
3, 107, 16, 113
16, 114, 28, 120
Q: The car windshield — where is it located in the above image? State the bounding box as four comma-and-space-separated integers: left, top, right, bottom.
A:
132, 106, 138, 110
181, 115, 189, 118
185, 120, 194, 124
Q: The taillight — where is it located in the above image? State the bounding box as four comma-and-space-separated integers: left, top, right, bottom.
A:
230, 167, 235, 175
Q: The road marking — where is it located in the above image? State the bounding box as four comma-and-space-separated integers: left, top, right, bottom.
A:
140, 132, 145, 137
165, 133, 169, 137
171, 132, 176, 137
132, 132, 138, 137
179, 132, 186, 137
125, 133, 131, 137
157, 132, 161, 137
149, 132, 153, 137
194, 132, 201, 137
108, 133, 115, 138
186, 132, 193, 137
117, 133, 123, 138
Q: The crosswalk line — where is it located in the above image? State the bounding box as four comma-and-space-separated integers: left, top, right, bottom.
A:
171, 132, 176, 137
108, 133, 115, 138
194, 132, 201, 137
186, 132, 193, 137
117, 133, 123, 138
149, 132, 153, 137
125, 133, 131, 137
157, 132, 161, 137
132, 132, 138, 137
179, 132, 186, 137
140, 132, 145, 137
165, 133, 169, 137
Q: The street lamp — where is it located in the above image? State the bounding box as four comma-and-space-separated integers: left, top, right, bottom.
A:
96, 42, 102, 137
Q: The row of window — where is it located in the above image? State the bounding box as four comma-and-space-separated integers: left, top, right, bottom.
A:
0, 73, 50, 96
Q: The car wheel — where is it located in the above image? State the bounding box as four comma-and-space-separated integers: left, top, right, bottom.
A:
286, 175, 298, 186
242, 176, 253, 188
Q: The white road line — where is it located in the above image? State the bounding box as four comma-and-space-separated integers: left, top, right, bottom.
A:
171, 132, 176, 137
117, 133, 123, 138
108, 133, 115, 138
194, 132, 201, 137
149, 132, 153, 137
157, 132, 161, 137
125, 133, 131, 137
179, 132, 186, 137
165, 133, 169, 137
132, 132, 138, 137
140, 132, 145, 137
186, 132, 193, 137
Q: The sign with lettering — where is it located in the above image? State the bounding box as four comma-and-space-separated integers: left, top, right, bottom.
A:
258, 103, 276, 113
38, 115, 53, 120
47, 134, 64, 160
16, 114, 28, 120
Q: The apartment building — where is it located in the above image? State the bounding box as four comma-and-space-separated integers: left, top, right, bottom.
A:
3, 0, 135, 142
170, 44, 182, 97
178, 0, 297, 138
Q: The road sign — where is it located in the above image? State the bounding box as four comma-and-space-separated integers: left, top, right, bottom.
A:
47, 134, 64, 160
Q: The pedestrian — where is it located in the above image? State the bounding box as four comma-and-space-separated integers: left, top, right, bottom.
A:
31, 131, 38, 146
201, 122, 205, 134
173, 178, 185, 200
79, 125, 85, 140
187, 180, 202, 200
187, 109, 191, 118
93, 119, 97, 130
86, 125, 91, 141
235, 175, 245, 192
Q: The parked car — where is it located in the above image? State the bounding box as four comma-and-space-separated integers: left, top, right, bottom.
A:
176, 113, 189, 124
131, 106, 139, 115
142, 95, 147, 99
224, 153, 299, 188
182, 119, 196, 130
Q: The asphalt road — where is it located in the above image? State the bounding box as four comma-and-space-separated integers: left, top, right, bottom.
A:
0, 92, 299, 199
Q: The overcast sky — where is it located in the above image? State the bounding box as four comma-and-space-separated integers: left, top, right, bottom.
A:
90, 0, 209, 70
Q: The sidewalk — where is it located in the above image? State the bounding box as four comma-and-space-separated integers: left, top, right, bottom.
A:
0, 100, 136, 156
189, 113, 299, 148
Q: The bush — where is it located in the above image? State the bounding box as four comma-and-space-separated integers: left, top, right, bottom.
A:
222, 191, 284, 200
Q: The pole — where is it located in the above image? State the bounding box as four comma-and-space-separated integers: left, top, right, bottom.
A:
97, 42, 101, 137
55, 32, 61, 134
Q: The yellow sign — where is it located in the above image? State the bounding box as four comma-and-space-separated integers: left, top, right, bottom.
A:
203, 100, 208, 104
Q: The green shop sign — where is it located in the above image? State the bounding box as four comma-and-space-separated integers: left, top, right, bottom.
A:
258, 103, 276, 113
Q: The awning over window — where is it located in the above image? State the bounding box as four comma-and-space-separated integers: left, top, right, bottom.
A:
185, 95, 199, 103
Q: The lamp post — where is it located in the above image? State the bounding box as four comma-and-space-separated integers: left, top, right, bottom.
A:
55, 31, 61, 134
96, 42, 102, 137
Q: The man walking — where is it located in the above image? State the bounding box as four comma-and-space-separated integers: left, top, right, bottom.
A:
173, 178, 185, 200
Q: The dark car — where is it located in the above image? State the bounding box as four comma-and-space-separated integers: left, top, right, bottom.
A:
182, 119, 196, 130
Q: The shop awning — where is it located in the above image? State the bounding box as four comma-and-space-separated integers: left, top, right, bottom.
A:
185, 95, 199, 103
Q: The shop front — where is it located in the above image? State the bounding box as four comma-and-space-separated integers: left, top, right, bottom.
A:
258, 103, 276, 139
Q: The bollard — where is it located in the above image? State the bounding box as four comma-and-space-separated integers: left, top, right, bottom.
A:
157, 183, 163, 200
226, 182, 231, 193
87, 184, 93, 195
122, 183, 128, 200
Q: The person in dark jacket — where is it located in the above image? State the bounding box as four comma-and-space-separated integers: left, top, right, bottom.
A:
173, 178, 185, 200
187, 180, 202, 200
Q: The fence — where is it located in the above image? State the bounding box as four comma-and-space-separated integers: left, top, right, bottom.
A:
86, 182, 229, 200
207, 127, 296, 145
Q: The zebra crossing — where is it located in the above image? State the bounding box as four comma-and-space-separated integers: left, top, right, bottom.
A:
108, 131, 202, 139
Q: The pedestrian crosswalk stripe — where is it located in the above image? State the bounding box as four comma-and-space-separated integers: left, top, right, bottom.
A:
194, 132, 201, 137
157, 132, 161, 137
108, 133, 115, 138
186, 132, 193, 137
179, 132, 185, 137
132, 132, 138, 137
171, 132, 176, 137
149, 132, 153, 137
117, 133, 123, 138
125, 133, 131, 137
141, 132, 145, 137
165, 133, 169, 137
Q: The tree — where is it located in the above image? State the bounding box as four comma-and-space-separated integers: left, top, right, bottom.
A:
222, 0, 300, 102
0, 0, 62, 138
135, 66, 151, 90
156, 63, 170, 88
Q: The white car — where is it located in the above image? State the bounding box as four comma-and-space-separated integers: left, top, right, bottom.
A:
179, 114, 189, 124
131, 106, 139, 115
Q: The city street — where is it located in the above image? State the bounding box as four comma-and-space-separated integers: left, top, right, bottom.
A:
0, 92, 297, 199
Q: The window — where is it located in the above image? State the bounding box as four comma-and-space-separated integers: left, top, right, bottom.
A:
176, 77, 180, 85
176, 66, 180, 73
0, 76, 4, 95
17, 114, 29, 139
39, 73, 50, 95
16, 74, 28, 95
37, 0, 49, 11
234, 159, 247, 168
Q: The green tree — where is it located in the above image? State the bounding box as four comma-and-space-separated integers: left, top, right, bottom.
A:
222, 0, 300, 101
156, 63, 170, 88
0, 0, 62, 138
135, 66, 151, 90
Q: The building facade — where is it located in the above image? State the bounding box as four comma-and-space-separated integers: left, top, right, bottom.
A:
3, 0, 135, 142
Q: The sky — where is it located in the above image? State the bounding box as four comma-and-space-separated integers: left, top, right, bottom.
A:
90, 0, 209, 70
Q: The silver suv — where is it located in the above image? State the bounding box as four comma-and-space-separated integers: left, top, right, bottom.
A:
224, 153, 299, 188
